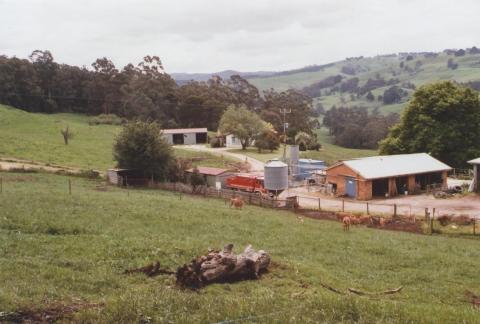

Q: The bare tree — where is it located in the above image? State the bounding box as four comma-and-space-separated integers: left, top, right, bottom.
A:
60, 126, 74, 145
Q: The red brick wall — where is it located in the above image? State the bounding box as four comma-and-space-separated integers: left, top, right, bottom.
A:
326, 164, 371, 199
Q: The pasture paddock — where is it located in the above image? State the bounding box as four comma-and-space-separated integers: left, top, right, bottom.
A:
0, 172, 479, 323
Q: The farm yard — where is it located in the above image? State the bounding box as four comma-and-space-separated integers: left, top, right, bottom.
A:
1, 171, 480, 323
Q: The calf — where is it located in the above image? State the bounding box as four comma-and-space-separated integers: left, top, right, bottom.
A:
342, 216, 351, 232
230, 197, 244, 210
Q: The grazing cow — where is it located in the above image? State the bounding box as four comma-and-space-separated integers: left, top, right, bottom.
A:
230, 197, 244, 210
342, 216, 351, 232
358, 216, 372, 225
379, 217, 390, 228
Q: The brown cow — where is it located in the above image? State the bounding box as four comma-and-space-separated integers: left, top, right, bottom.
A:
230, 197, 244, 210
342, 216, 351, 232
358, 216, 372, 225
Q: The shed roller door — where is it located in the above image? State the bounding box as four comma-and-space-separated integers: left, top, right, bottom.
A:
345, 177, 356, 198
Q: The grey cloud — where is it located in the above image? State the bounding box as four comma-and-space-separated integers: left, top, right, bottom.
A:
1, 0, 479, 72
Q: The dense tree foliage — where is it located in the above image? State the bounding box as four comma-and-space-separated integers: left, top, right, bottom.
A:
219, 105, 265, 150
323, 106, 399, 149
379, 81, 480, 167
254, 125, 280, 153
113, 121, 174, 180
0, 51, 316, 137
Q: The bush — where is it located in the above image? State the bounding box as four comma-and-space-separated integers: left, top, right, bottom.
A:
113, 121, 174, 180
307, 142, 322, 151
209, 136, 224, 148
89, 114, 126, 126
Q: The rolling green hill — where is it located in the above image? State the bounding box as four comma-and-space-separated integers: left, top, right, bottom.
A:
247, 50, 480, 114
0, 104, 234, 170
0, 171, 479, 322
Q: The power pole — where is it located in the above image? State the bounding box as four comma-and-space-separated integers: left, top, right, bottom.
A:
280, 108, 291, 161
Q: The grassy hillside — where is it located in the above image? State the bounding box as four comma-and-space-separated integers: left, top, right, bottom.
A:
0, 105, 234, 170
0, 172, 479, 322
248, 51, 480, 114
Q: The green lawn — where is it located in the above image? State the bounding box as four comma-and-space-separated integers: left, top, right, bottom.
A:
0, 172, 479, 323
0, 105, 234, 170
228, 128, 377, 165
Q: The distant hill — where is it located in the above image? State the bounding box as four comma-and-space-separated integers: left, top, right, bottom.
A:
173, 47, 480, 115
170, 70, 277, 84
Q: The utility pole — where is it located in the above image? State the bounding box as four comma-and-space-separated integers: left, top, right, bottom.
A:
280, 108, 291, 161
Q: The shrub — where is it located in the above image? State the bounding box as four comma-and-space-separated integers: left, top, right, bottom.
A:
209, 136, 224, 148
113, 121, 174, 180
89, 114, 126, 126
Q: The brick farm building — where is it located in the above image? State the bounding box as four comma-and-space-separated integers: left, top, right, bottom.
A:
326, 153, 452, 200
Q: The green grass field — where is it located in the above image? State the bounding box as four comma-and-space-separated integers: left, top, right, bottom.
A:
0, 171, 479, 323
0, 105, 234, 170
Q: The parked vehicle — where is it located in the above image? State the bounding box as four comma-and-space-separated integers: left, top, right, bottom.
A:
225, 174, 268, 194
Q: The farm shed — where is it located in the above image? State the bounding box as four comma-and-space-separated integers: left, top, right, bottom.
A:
225, 134, 255, 148
107, 169, 150, 186
185, 167, 234, 189
162, 128, 208, 145
326, 153, 452, 200
468, 157, 480, 192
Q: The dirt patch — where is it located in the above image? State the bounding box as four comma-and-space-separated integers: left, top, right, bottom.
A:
296, 209, 339, 221
124, 261, 175, 277
368, 218, 423, 234
297, 209, 424, 234
0, 301, 104, 323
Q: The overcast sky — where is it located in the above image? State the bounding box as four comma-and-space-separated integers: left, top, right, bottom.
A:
1, 0, 479, 73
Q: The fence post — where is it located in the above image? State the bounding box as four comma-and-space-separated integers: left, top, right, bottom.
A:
318, 198, 321, 211
342, 199, 345, 212
0, 177, 2, 194
473, 218, 476, 236
366, 202, 369, 215
68, 179, 72, 195
393, 204, 397, 218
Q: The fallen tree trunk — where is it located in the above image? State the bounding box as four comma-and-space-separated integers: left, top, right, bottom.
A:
176, 244, 270, 289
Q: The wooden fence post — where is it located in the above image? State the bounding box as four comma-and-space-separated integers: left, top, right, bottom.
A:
473, 218, 476, 236
393, 204, 397, 218
342, 199, 345, 212
68, 179, 72, 195
0, 177, 2, 194
366, 202, 369, 215
318, 198, 321, 211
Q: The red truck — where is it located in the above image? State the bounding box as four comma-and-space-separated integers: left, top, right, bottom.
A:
225, 174, 268, 194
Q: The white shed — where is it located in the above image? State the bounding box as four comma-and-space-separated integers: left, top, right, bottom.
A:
161, 128, 208, 145
468, 158, 480, 192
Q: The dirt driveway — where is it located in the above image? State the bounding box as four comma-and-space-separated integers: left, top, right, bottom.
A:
179, 145, 265, 172
285, 186, 480, 219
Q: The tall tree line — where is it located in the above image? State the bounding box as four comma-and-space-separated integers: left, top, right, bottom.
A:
0, 50, 315, 135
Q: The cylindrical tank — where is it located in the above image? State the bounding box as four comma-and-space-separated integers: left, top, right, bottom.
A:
264, 159, 288, 191
289, 145, 299, 175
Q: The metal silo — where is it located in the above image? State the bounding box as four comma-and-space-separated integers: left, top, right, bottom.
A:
289, 145, 299, 175
264, 159, 288, 193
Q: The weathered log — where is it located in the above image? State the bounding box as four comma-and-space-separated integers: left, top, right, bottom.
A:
176, 244, 270, 289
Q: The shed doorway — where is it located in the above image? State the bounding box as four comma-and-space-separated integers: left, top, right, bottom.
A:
372, 178, 389, 197
196, 132, 207, 144
173, 133, 184, 145
395, 176, 408, 194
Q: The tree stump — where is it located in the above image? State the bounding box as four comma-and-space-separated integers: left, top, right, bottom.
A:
176, 244, 270, 289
